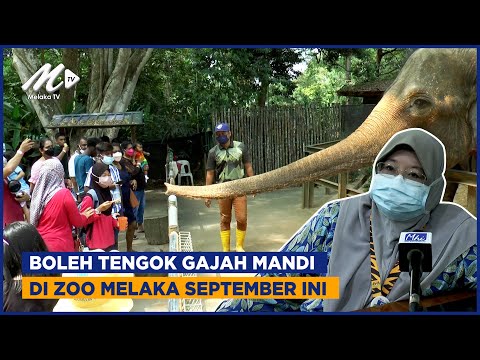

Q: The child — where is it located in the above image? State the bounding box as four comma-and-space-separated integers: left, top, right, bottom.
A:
79, 162, 117, 251
4, 151, 30, 222
133, 142, 150, 182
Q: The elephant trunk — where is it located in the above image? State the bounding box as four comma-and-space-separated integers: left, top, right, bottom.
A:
166, 95, 412, 199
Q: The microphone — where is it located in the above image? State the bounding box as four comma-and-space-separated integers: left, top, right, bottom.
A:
399, 231, 432, 312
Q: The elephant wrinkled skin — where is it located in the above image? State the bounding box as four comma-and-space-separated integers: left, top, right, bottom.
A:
166, 48, 476, 200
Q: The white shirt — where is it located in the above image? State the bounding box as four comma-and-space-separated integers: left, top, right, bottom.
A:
68, 151, 80, 178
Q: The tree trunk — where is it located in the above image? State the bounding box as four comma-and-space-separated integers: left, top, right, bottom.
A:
86, 48, 153, 140
376, 48, 383, 78
59, 48, 80, 113
257, 78, 269, 107
13, 48, 153, 148
345, 55, 352, 105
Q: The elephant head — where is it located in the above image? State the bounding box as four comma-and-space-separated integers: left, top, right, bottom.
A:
166, 48, 477, 199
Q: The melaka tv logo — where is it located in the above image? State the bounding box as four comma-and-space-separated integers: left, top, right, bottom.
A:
21, 63, 80, 95
404, 233, 427, 242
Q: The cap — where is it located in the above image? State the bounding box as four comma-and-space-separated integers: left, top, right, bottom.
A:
215, 123, 230, 132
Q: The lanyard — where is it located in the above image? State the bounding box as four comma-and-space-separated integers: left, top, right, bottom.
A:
370, 217, 401, 298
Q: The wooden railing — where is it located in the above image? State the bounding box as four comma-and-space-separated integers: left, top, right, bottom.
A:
302, 142, 477, 216
357, 289, 476, 312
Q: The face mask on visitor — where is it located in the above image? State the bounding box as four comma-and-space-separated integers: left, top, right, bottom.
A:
44, 148, 55, 157
125, 149, 134, 157
216, 135, 229, 145
92, 173, 114, 188
102, 155, 114, 165
113, 152, 122, 162
370, 173, 430, 221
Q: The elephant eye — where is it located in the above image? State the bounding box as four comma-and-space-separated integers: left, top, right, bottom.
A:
409, 96, 432, 117
412, 98, 430, 109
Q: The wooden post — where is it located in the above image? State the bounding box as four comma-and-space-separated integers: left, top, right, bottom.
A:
131, 126, 137, 143
467, 186, 477, 216
338, 172, 348, 199
302, 181, 314, 208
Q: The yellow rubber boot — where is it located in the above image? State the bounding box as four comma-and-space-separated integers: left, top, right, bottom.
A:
235, 229, 246, 252
220, 230, 231, 252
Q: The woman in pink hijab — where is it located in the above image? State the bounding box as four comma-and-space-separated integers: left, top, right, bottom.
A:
30, 159, 95, 252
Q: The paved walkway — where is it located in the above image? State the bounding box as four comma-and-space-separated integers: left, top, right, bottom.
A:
117, 185, 336, 312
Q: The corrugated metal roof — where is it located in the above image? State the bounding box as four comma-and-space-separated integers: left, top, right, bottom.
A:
45, 111, 143, 128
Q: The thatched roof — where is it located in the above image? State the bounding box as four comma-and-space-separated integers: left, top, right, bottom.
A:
337, 79, 393, 97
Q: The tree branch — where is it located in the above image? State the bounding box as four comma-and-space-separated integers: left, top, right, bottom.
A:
87, 49, 105, 112
381, 48, 398, 57
100, 48, 132, 112
118, 48, 153, 112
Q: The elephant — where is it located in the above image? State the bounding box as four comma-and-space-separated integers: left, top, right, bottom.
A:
165, 48, 477, 200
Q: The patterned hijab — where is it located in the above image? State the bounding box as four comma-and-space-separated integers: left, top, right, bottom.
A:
323, 128, 476, 312
30, 159, 65, 227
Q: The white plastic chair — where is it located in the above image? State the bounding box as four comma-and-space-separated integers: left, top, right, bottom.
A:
177, 160, 194, 185
165, 161, 179, 183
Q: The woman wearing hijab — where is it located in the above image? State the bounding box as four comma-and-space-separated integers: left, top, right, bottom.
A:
79, 162, 117, 251
216, 128, 477, 312
30, 159, 95, 252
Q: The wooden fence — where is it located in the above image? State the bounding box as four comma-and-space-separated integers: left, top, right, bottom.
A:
211, 105, 344, 175
302, 141, 477, 216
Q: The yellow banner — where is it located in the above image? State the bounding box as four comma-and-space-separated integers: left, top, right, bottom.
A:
22, 276, 339, 299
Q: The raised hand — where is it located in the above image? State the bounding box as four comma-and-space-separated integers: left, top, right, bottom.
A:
19, 138, 35, 153
97, 200, 113, 212
81, 207, 95, 218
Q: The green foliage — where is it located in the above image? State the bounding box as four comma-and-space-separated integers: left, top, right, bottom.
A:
292, 48, 409, 106
5, 47, 410, 148
293, 62, 348, 106
131, 48, 302, 142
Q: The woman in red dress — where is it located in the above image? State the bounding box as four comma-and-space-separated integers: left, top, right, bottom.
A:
30, 159, 95, 252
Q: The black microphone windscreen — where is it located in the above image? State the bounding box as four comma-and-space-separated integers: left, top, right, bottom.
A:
398, 232, 432, 272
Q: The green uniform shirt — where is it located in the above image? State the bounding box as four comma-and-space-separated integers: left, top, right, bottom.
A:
206, 140, 251, 183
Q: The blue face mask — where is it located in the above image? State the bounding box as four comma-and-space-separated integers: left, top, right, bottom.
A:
102, 155, 114, 166
216, 135, 229, 145
370, 174, 430, 221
